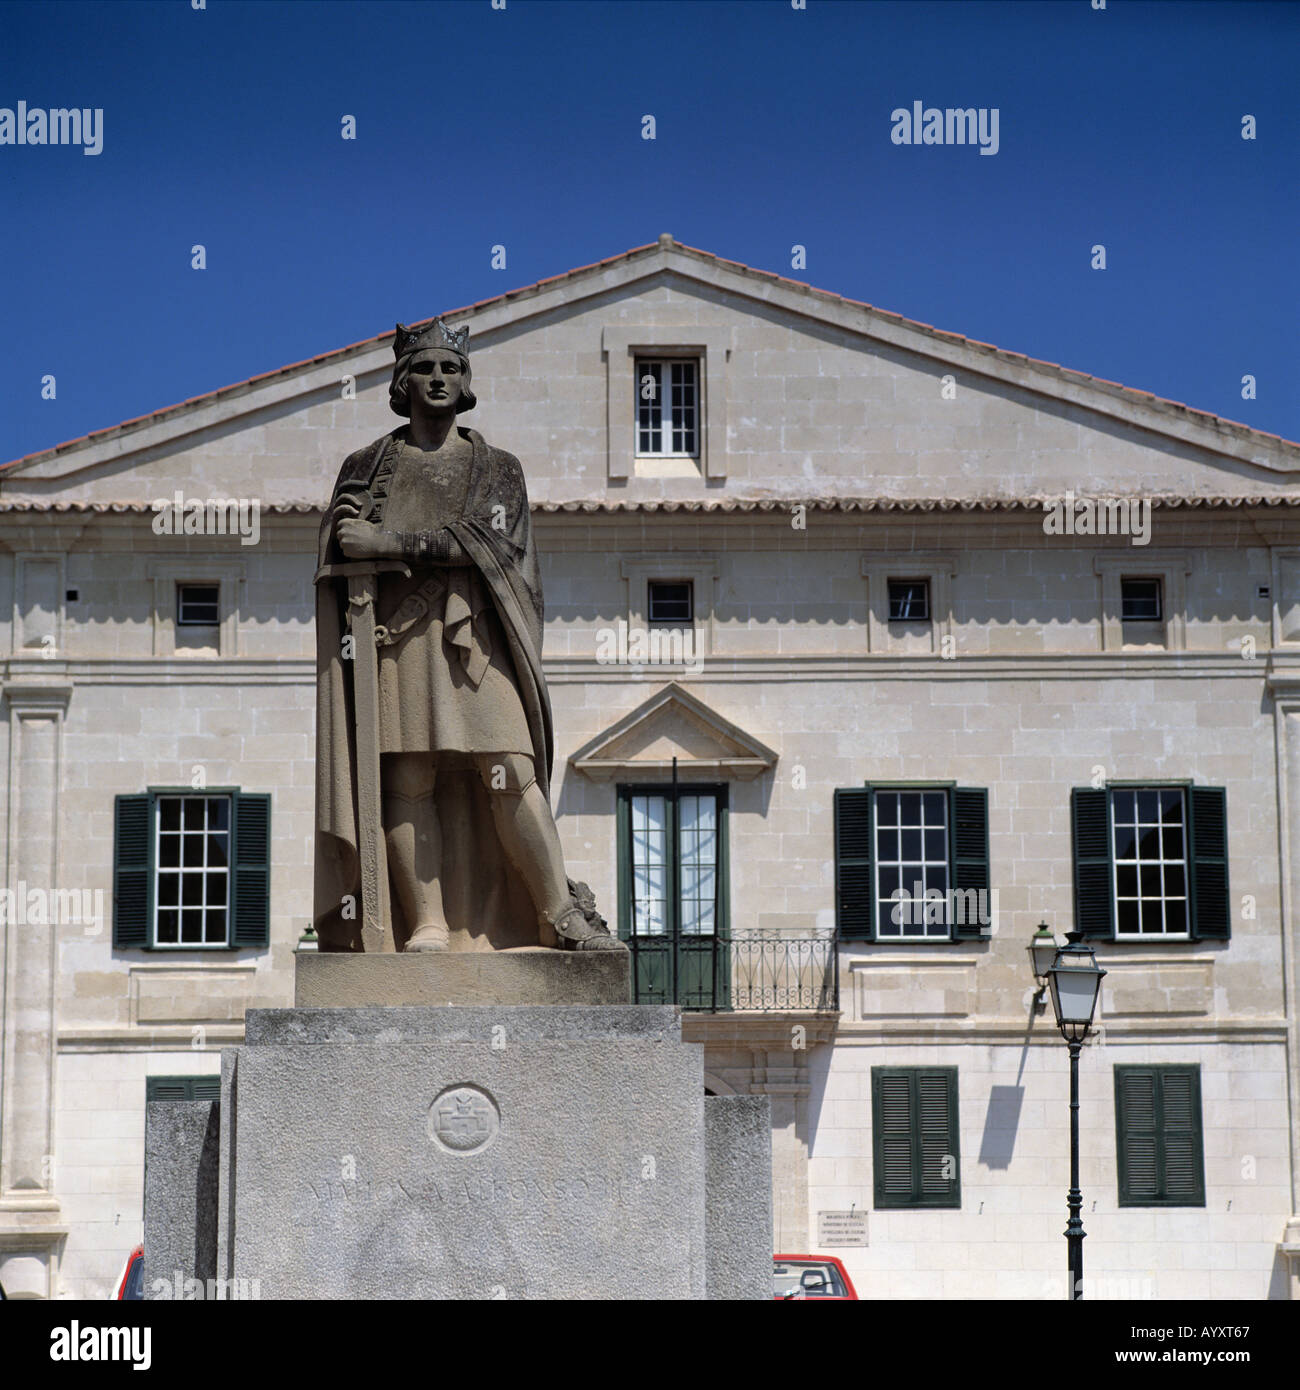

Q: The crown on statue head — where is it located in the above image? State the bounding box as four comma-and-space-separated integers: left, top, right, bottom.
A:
393, 318, 470, 362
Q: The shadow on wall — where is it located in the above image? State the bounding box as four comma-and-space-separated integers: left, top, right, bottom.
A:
977, 1084, 1025, 1170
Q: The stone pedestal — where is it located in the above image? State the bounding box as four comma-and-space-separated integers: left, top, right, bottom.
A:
145, 953, 772, 1299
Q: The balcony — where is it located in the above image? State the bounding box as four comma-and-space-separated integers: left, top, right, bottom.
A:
625, 929, 838, 1012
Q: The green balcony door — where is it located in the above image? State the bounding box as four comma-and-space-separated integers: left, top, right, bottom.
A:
618, 784, 729, 1008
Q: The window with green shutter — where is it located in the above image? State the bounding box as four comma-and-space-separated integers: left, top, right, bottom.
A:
872, 1067, 961, 1208
1114, 1065, 1205, 1207
1070, 785, 1228, 942
835, 786, 990, 941
146, 1075, 222, 1103
113, 788, 271, 950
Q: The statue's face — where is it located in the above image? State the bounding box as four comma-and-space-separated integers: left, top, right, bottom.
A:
407, 349, 467, 416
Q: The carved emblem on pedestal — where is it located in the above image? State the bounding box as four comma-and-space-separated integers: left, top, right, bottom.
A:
428, 1084, 499, 1155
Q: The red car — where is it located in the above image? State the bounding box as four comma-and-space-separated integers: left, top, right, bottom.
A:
114, 1245, 144, 1300
773, 1254, 858, 1300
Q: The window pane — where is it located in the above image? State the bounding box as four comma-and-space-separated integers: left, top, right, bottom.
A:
154, 795, 233, 948
876, 789, 950, 938
679, 794, 717, 937
1113, 788, 1188, 937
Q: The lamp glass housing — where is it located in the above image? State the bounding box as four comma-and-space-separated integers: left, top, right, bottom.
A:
1046, 935, 1106, 1040
1028, 927, 1058, 983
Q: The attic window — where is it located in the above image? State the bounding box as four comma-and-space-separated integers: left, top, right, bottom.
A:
635, 358, 699, 458
648, 580, 694, 625
888, 579, 930, 623
177, 584, 220, 626
1121, 578, 1162, 623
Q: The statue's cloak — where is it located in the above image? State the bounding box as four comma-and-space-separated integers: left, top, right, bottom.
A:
313, 426, 552, 951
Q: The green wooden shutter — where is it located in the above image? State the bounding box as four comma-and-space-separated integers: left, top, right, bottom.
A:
232, 792, 271, 948
1115, 1067, 1160, 1203
835, 787, 874, 939
147, 1075, 221, 1102
873, 1070, 915, 1205
113, 793, 153, 948
1158, 1067, 1205, 1204
950, 787, 990, 940
1188, 787, 1229, 941
1115, 1065, 1205, 1207
1071, 788, 1113, 939
873, 1067, 961, 1209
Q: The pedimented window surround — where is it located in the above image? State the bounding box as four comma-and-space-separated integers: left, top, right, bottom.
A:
146, 560, 245, 658
602, 325, 733, 480
569, 681, 778, 782
861, 554, 957, 654
1094, 552, 1190, 652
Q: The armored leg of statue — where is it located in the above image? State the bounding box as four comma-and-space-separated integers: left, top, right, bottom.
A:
382, 753, 450, 953
477, 754, 626, 952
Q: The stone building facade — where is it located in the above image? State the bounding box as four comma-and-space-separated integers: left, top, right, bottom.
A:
1, 235, 1298, 1298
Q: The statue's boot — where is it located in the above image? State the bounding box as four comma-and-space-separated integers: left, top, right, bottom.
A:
539, 901, 628, 953
403, 922, 449, 953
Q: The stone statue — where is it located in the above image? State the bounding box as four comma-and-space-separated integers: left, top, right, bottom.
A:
313, 319, 624, 954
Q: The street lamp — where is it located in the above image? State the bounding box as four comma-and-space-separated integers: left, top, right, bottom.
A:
1044, 931, 1106, 1301
1026, 923, 1057, 1011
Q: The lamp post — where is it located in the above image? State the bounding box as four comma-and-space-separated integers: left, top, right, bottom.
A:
1044, 931, 1106, 1301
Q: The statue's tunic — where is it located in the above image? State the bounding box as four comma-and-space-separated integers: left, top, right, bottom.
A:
372, 440, 533, 758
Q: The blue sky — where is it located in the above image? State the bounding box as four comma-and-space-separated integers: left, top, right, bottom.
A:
2, 0, 1296, 462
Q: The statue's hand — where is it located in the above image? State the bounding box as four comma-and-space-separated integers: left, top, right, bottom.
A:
336, 519, 399, 560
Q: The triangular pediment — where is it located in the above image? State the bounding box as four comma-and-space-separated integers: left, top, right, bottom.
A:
569, 682, 778, 782
5, 235, 1298, 507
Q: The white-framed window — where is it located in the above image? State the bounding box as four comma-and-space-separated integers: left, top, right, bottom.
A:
154, 793, 232, 947
1111, 787, 1189, 937
636, 358, 699, 458
875, 789, 951, 939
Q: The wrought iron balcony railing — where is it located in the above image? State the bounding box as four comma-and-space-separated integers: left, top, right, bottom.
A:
625, 930, 838, 1012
